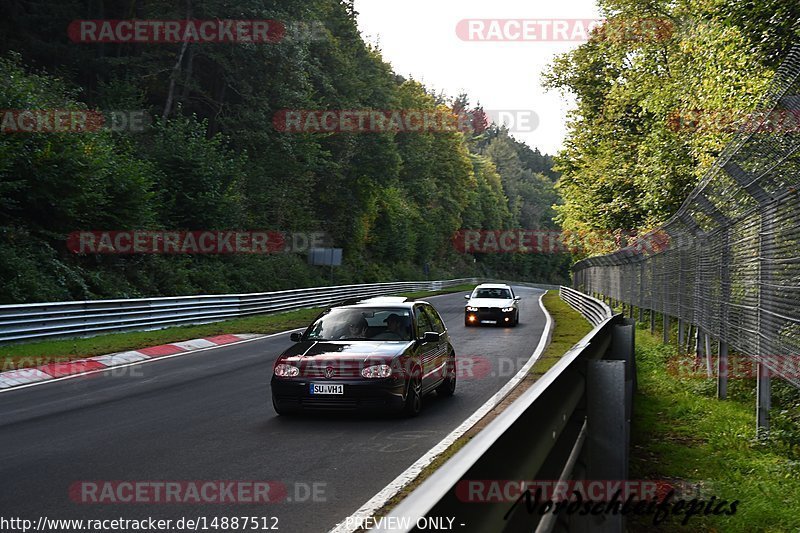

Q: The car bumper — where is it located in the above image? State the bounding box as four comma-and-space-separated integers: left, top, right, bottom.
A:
271, 376, 406, 412
465, 308, 516, 325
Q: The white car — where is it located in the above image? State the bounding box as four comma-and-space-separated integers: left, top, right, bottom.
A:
464, 283, 520, 327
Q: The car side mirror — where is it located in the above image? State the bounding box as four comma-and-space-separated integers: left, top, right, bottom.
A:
464, 294, 471, 299
514, 296, 521, 301
423, 331, 440, 343
290, 332, 303, 342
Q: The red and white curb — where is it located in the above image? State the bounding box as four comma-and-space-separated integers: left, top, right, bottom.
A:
0, 334, 263, 390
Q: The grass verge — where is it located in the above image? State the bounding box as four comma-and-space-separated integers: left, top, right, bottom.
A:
399, 283, 476, 299
529, 291, 592, 377
628, 324, 800, 532
0, 284, 476, 370
354, 289, 591, 528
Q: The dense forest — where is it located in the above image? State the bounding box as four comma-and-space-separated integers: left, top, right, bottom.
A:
545, 0, 800, 256
0, 0, 569, 304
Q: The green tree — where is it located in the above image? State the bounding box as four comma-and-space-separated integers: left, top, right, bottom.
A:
544, 0, 785, 255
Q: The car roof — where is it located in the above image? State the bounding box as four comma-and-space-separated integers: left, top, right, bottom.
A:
474, 283, 512, 289
333, 296, 427, 309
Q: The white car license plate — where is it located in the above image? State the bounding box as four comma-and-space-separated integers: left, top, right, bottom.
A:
310, 383, 344, 395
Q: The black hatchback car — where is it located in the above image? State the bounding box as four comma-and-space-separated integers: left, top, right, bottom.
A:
270, 297, 456, 416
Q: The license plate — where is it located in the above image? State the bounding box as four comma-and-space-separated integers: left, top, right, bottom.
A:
310, 383, 344, 395
481, 320, 497, 324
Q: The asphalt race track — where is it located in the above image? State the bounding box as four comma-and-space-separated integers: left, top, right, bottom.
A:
0, 287, 547, 533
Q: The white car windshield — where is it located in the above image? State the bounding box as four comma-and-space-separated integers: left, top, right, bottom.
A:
474, 288, 511, 299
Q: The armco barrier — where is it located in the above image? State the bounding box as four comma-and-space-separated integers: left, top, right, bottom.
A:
0, 279, 477, 344
371, 287, 635, 533
560, 286, 613, 327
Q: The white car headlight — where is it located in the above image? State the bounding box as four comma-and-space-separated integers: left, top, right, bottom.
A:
502, 307, 515, 312
361, 364, 393, 378
466, 306, 479, 312
274, 363, 299, 377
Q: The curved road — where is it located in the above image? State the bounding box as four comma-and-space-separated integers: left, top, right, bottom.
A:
0, 287, 547, 532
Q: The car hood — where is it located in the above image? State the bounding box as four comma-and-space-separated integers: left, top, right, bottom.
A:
466, 298, 515, 308
278, 340, 413, 364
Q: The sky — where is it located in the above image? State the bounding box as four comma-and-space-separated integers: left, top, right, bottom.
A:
354, 0, 602, 155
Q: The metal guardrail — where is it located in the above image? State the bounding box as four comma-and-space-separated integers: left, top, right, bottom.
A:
375, 287, 636, 533
503, 281, 562, 292
559, 286, 612, 327
0, 279, 477, 344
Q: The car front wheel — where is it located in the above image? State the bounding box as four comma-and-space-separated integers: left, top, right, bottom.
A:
436, 354, 456, 397
403, 372, 422, 417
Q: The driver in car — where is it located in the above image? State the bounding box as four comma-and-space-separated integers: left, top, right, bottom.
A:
384, 313, 406, 338
370, 313, 408, 340
341, 317, 368, 339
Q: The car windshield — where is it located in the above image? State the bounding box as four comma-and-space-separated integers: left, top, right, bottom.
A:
475, 288, 511, 299
304, 308, 413, 341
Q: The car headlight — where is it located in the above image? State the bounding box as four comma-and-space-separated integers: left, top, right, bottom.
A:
466, 306, 479, 312
502, 307, 515, 312
361, 364, 392, 378
274, 364, 299, 377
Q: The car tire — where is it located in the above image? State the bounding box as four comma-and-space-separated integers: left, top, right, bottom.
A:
403, 371, 422, 417
464, 317, 472, 327
436, 354, 456, 397
512, 312, 519, 327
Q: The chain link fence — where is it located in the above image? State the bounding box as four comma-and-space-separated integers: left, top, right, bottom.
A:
572, 45, 800, 418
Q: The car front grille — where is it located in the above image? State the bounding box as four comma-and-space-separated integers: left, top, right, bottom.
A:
300, 361, 363, 378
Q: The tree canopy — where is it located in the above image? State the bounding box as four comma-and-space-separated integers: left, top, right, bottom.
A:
544, 0, 799, 256
0, 0, 569, 302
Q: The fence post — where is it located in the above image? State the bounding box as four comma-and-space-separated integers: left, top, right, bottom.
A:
755, 201, 777, 433
725, 161, 775, 433
638, 262, 644, 323
676, 232, 685, 350
717, 225, 731, 399
757, 363, 771, 433
717, 340, 728, 399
